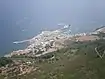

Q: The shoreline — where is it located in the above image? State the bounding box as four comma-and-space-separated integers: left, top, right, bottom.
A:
4, 25, 104, 58
4, 25, 71, 57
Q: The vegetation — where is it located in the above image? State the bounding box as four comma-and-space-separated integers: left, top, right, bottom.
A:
1, 39, 105, 79
0, 57, 13, 67
22, 39, 105, 79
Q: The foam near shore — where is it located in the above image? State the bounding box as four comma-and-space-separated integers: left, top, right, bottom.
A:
13, 40, 30, 44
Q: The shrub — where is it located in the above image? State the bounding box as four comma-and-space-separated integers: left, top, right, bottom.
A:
0, 57, 13, 67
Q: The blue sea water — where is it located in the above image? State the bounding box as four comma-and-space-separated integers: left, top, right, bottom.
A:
0, 0, 105, 56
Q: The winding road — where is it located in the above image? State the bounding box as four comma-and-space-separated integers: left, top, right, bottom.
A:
95, 47, 105, 58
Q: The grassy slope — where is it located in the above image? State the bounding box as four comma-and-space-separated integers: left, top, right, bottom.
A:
1, 40, 105, 79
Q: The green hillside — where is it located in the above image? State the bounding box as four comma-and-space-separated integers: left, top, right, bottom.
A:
1, 39, 105, 79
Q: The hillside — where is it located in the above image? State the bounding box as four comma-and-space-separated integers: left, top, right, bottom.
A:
95, 26, 105, 33
1, 26, 105, 79
1, 39, 105, 79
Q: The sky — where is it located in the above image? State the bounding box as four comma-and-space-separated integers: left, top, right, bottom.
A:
0, 0, 105, 31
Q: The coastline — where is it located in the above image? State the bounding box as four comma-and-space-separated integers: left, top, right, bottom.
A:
4, 25, 103, 58
4, 25, 71, 57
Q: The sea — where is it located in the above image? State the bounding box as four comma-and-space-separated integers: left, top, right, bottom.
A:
0, 0, 105, 56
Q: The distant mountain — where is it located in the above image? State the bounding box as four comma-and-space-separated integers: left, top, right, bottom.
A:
95, 26, 105, 33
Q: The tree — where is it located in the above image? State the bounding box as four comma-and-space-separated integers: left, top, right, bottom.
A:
0, 57, 13, 67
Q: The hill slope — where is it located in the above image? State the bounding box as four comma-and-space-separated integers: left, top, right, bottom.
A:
1, 39, 105, 79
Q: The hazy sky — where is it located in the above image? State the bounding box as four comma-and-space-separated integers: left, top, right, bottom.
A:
0, 0, 105, 32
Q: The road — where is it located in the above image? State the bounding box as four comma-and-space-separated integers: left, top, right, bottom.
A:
95, 47, 105, 58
